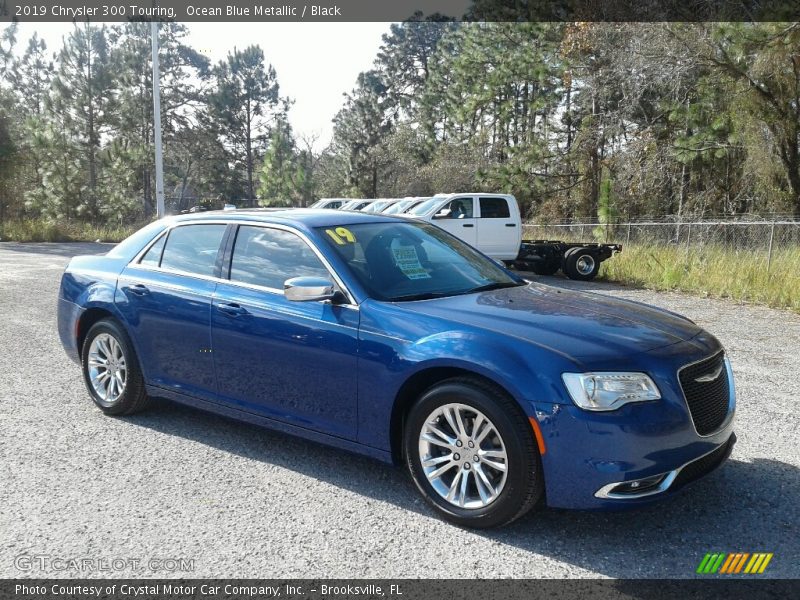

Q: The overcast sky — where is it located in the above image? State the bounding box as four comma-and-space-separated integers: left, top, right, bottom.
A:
11, 22, 390, 150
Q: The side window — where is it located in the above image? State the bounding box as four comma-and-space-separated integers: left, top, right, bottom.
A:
230, 226, 330, 290
139, 233, 166, 267
159, 224, 226, 277
479, 197, 511, 219
440, 197, 474, 219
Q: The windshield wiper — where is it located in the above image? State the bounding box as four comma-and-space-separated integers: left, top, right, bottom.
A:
391, 291, 452, 302
463, 281, 525, 295
391, 282, 523, 302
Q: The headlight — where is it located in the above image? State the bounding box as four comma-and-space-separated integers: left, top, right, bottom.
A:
562, 372, 661, 411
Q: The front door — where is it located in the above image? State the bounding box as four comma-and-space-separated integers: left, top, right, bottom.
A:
211, 225, 359, 439
431, 196, 478, 248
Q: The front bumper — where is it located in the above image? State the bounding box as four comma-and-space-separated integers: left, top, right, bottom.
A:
594, 432, 735, 500
535, 336, 736, 510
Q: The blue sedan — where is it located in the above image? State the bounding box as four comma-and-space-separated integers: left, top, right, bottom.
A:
57, 210, 736, 527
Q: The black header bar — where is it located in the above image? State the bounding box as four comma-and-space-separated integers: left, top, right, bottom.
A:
2, 0, 800, 23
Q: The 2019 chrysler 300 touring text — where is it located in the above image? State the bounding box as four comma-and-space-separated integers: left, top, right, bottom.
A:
57, 210, 736, 527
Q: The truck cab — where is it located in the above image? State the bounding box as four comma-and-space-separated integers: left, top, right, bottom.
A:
405, 193, 522, 261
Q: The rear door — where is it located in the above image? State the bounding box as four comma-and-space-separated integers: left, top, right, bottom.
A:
116, 223, 228, 399
476, 196, 520, 260
431, 196, 478, 247
210, 224, 359, 438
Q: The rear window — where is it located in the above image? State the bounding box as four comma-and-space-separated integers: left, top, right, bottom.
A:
159, 224, 226, 277
479, 197, 511, 218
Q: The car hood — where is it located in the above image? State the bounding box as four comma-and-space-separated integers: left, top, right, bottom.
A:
399, 282, 703, 360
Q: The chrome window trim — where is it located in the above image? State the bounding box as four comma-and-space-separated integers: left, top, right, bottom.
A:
676, 350, 735, 438
126, 219, 358, 307
594, 436, 733, 500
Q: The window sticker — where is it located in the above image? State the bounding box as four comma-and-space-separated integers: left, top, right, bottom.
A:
325, 227, 357, 245
392, 246, 431, 280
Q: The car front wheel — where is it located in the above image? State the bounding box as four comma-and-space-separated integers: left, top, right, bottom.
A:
81, 319, 150, 415
404, 378, 543, 528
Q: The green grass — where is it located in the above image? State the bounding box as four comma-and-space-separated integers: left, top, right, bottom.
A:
0, 219, 141, 243
600, 245, 800, 313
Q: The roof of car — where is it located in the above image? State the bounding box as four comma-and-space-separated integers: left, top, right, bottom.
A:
168, 208, 404, 228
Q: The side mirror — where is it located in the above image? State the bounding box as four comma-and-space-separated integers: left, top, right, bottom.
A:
433, 208, 451, 219
284, 276, 336, 302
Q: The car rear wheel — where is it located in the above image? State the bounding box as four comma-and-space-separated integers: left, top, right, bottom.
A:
81, 319, 150, 415
404, 377, 543, 528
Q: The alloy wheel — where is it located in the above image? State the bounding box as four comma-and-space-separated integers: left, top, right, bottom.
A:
418, 403, 508, 509
87, 333, 127, 404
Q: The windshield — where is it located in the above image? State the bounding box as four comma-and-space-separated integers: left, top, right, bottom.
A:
364, 200, 389, 212
407, 197, 443, 215
316, 222, 524, 301
400, 199, 427, 213
343, 201, 371, 211
383, 200, 411, 214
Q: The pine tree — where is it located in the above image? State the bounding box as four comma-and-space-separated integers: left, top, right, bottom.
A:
109, 22, 209, 217
209, 45, 282, 206
257, 118, 299, 206
49, 23, 116, 221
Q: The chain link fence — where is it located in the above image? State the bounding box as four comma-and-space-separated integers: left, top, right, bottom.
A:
523, 218, 800, 271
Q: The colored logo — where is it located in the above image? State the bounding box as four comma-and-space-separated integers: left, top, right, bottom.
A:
697, 552, 773, 574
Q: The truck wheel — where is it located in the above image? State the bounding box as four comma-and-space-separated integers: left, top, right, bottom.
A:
563, 247, 600, 281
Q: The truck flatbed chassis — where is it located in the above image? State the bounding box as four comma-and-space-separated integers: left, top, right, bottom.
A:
510, 240, 623, 281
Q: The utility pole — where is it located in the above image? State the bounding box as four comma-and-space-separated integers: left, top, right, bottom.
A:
151, 20, 165, 218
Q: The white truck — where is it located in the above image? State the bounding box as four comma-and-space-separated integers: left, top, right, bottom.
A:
404, 192, 621, 280
405, 193, 522, 261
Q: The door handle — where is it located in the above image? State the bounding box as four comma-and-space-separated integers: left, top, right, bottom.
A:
128, 284, 150, 296
216, 302, 248, 317
462, 223, 474, 228
505, 223, 516, 227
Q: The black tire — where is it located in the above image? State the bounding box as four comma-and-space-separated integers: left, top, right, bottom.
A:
530, 261, 560, 276
81, 319, 151, 415
563, 247, 600, 281
404, 377, 544, 528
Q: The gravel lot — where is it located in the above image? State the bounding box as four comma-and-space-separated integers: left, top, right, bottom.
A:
1, 242, 798, 579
